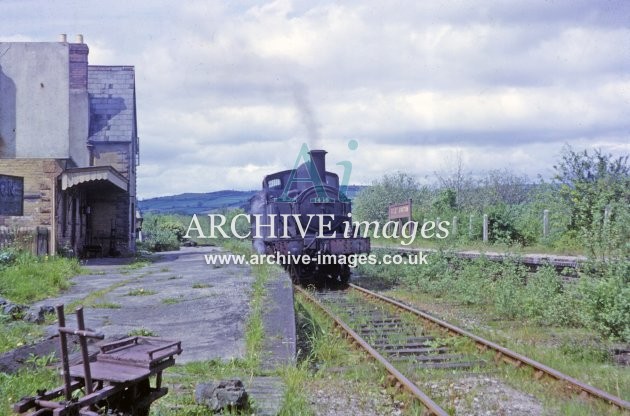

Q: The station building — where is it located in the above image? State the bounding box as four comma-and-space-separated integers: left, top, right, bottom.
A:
0, 35, 139, 256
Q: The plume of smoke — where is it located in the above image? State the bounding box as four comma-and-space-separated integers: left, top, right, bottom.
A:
292, 81, 321, 149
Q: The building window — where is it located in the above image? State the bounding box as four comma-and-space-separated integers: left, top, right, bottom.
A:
0, 174, 24, 216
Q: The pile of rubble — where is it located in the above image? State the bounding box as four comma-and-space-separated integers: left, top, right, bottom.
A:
0, 297, 55, 324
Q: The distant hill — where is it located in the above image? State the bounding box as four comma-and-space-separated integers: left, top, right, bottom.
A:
138, 190, 258, 215
138, 185, 365, 215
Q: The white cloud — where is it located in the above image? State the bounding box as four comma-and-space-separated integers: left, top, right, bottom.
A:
1, 0, 629, 198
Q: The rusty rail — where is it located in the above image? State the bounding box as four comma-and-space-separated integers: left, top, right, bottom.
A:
350, 283, 630, 412
294, 285, 448, 416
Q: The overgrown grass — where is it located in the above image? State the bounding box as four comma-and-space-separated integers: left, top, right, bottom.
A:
292, 293, 405, 415
378, 286, 629, 411
359, 249, 629, 342
0, 364, 58, 414
0, 252, 82, 304
244, 261, 271, 369
0, 317, 44, 354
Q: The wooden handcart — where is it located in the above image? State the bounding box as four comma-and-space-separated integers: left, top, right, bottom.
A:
13, 305, 182, 416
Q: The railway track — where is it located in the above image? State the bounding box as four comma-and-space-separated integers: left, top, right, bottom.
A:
294, 283, 630, 415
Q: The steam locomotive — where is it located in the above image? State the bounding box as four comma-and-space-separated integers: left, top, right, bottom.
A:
251, 149, 370, 286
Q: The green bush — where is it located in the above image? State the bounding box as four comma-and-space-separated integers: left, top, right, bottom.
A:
141, 214, 186, 252
451, 257, 495, 305
520, 266, 582, 326
578, 262, 630, 341
0, 247, 18, 267
486, 204, 530, 246
493, 263, 525, 319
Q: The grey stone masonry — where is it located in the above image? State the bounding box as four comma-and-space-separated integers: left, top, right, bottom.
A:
87, 66, 136, 142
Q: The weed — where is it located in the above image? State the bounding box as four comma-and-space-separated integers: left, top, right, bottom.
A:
0, 320, 44, 354
120, 259, 150, 273
191, 283, 211, 289
125, 288, 156, 296
128, 328, 157, 337
90, 302, 121, 309
25, 352, 56, 368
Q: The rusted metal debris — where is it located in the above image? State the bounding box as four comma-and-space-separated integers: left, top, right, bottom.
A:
13, 304, 182, 416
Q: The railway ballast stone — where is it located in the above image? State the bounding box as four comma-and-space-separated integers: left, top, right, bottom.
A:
195, 379, 249, 412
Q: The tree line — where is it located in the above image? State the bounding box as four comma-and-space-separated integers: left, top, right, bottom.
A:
353, 145, 630, 258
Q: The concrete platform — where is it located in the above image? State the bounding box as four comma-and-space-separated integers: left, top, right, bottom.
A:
261, 269, 296, 371
376, 245, 586, 268
247, 376, 286, 416
30, 246, 293, 365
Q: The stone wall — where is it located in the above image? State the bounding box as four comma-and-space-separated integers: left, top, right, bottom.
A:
92, 143, 132, 178
0, 158, 63, 253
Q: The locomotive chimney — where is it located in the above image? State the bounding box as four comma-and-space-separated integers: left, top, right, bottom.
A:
308, 150, 327, 183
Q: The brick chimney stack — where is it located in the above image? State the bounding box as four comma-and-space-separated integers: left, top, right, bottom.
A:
69, 35, 88, 90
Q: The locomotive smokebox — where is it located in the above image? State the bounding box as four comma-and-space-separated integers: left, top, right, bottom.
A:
308, 150, 327, 183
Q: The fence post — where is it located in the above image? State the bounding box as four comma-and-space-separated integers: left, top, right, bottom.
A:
604, 205, 611, 223
543, 209, 549, 238
483, 214, 488, 243
469, 214, 473, 239
452, 216, 458, 237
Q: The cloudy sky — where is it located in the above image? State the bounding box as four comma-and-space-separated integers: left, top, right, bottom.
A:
2, 0, 629, 198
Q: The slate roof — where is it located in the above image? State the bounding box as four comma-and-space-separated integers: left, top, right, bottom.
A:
87, 66, 136, 142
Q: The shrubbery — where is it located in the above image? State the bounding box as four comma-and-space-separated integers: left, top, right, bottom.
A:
353, 146, 629, 256
358, 252, 630, 342
139, 214, 186, 252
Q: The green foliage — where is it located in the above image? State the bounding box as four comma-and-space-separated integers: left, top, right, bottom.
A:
578, 262, 630, 341
486, 203, 530, 246
353, 146, 629, 254
432, 188, 456, 212
451, 257, 496, 305
125, 288, 156, 296
222, 208, 250, 240
0, 363, 58, 414
353, 172, 429, 222
141, 214, 187, 252
492, 262, 525, 319
553, 145, 630, 257
0, 251, 81, 303
0, 247, 18, 266
360, 252, 630, 342
128, 328, 157, 337
0, 319, 44, 354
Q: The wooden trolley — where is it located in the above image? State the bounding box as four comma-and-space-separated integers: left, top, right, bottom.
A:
13, 305, 182, 416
